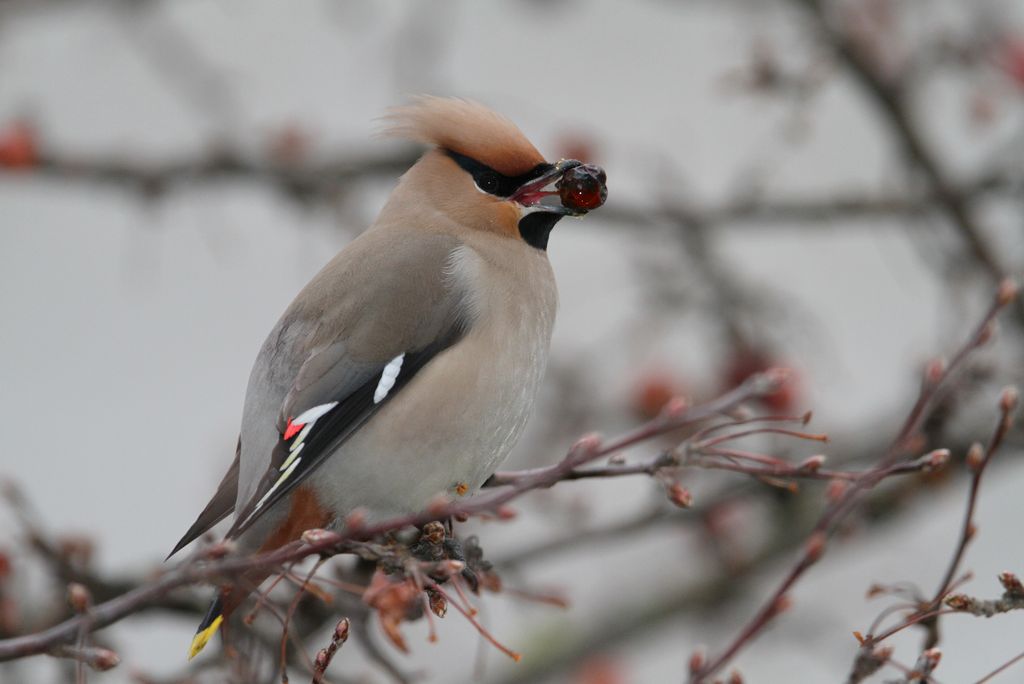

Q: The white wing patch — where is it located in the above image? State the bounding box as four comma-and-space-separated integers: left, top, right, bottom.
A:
373, 353, 405, 404
292, 401, 339, 426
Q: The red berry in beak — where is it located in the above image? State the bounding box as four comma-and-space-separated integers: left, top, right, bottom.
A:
559, 164, 607, 212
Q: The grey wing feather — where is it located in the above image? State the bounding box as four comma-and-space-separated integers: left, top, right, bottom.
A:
228, 231, 472, 538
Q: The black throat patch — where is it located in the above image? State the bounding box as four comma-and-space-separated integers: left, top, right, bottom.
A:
518, 212, 563, 251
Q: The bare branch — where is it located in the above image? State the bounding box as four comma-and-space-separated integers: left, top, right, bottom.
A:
690, 280, 1019, 683
0, 370, 782, 664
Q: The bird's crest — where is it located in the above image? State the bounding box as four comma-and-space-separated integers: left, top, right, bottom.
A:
382, 96, 545, 176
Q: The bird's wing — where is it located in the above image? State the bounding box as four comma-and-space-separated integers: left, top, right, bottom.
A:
227, 231, 471, 538
167, 441, 240, 559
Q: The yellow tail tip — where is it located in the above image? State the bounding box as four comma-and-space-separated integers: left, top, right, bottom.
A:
188, 614, 223, 660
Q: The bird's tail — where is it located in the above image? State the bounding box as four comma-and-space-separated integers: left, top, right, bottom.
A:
188, 593, 225, 660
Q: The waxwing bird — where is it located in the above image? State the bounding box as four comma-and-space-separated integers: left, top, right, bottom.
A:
168, 96, 608, 658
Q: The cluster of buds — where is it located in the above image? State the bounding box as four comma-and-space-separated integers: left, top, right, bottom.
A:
909, 647, 942, 680
945, 571, 1024, 617
848, 644, 893, 683
998, 571, 1024, 597
312, 617, 350, 684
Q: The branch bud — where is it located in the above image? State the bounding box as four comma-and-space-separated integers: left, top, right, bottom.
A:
344, 508, 367, 531
334, 617, 351, 642
826, 478, 847, 503
1000, 386, 1019, 414
426, 495, 450, 518
90, 648, 120, 671
999, 571, 1024, 597
798, 455, 826, 473
923, 357, 946, 386
758, 367, 792, 395
667, 483, 693, 508
688, 647, 706, 674
429, 591, 448, 618
662, 395, 690, 418
923, 448, 951, 472
966, 442, 985, 472
921, 647, 942, 670
301, 528, 342, 546
67, 582, 91, 613
804, 532, 827, 563
997, 278, 1019, 306
421, 521, 446, 545
944, 594, 971, 611
569, 433, 603, 459
768, 594, 792, 618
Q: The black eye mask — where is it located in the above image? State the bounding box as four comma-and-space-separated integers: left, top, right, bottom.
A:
446, 150, 554, 198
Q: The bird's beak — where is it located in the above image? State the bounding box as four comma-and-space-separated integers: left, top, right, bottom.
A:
512, 159, 597, 216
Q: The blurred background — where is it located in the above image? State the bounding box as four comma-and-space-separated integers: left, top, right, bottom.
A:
2, 1, 1024, 682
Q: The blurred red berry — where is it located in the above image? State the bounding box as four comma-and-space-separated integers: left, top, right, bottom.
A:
268, 123, 310, 166
723, 350, 800, 412
0, 550, 10, 579
0, 121, 38, 169
573, 655, 625, 684
1000, 39, 1024, 89
631, 371, 683, 419
556, 132, 598, 164
969, 91, 998, 127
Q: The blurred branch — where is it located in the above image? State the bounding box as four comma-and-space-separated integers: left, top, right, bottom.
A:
792, 0, 1024, 327
114, 2, 239, 127
4, 147, 1017, 229
15, 148, 419, 204
974, 647, 1024, 683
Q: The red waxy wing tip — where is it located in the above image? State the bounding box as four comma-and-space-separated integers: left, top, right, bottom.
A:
283, 418, 304, 441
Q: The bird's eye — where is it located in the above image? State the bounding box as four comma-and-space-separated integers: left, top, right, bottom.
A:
477, 172, 500, 195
